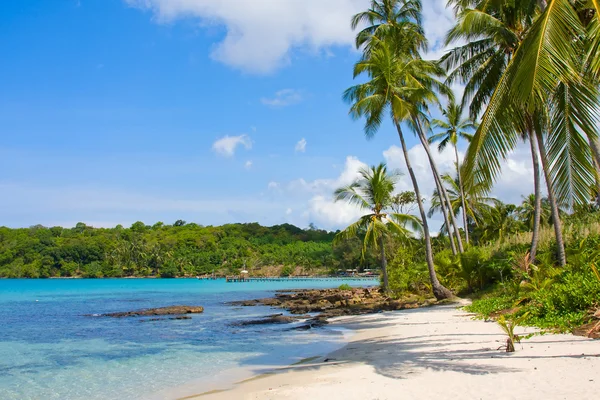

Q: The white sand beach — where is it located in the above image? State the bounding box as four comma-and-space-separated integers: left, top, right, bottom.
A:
196, 302, 599, 400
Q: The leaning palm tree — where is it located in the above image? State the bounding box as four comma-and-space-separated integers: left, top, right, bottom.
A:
430, 100, 477, 243
441, 0, 546, 260
334, 163, 422, 292
354, 0, 465, 255
343, 38, 453, 300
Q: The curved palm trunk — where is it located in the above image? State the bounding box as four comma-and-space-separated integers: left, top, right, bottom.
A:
528, 130, 542, 261
396, 122, 453, 300
454, 145, 470, 245
414, 119, 465, 253
379, 236, 389, 293
536, 130, 567, 267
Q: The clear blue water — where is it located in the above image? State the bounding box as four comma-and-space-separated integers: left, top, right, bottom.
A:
0, 278, 377, 400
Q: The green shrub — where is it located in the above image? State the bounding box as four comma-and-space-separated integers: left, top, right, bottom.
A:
280, 265, 294, 277
338, 283, 352, 291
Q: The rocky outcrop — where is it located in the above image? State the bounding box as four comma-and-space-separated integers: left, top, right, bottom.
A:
233, 313, 308, 326
229, 288, 430, 329
90, 305, 204, 318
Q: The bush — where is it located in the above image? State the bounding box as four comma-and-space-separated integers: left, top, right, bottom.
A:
388, 248, 430, 296
280, 265, 294, 277
338, 283, 352, 291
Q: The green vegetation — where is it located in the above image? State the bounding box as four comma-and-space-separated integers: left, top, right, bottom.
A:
0, 222, 380, 278
338, 284, 353, 291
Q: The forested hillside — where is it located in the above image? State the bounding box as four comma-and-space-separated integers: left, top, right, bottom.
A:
0, 221, 373, 278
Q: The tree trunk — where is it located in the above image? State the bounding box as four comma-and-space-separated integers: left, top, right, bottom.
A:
588, 138, 600, 207
414, 119, 465, 253
396, 122, 453, 300
455, 145, 470, 245
536, 130, 567, 267
528, 131, 543, 262
379, 236, 389, 293
433, 170, 458, 255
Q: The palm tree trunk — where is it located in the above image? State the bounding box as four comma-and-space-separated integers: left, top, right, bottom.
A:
536, 130, 567, 266
528, 130, 542, 261
414, 118, 465, 253
432, 171, 458, 255
395, 122, 453, 300
379, 236, 389, 293
454, 145, 470, 245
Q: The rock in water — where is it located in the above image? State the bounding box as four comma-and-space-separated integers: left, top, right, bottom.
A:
90, 305, 204, 318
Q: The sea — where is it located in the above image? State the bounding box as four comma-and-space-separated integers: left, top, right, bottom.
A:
0, 278, 377, 400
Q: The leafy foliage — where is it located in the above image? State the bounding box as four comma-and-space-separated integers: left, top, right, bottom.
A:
0, 222, 375, 278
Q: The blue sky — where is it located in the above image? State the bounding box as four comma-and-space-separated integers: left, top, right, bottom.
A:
0, 0, 532, 230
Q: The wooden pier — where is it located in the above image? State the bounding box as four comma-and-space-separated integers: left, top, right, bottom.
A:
225, 276, 376, 283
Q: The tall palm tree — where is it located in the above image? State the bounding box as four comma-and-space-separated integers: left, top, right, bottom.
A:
344, 38, 453, 300
334, 163, 422, 292
351, 0, 426, 58
441, 0, 545, 259
429, 173, 496, 237
353, 0, 465, 255
430, 100, 477, 243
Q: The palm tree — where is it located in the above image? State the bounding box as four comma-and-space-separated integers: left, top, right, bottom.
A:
429, 173, 496, 239
334, 163, 422, 292
430, 100, 477, 243
351, 0, 426, 58
344, 38, 453, 300
473, 202, 524, 245
441, 0, 545, 260
353, 0, 466, 255
517, 194, 551, 231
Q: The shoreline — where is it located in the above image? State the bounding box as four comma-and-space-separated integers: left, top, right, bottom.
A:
151, 325, 356, 400
187, 300, 599, 400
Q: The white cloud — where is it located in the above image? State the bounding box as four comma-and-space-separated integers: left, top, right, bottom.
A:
126, 1, 456, 73
212, 134, 252, 157
244, 160, 253, 169
267, 181, 280, 190
125, 0, 369, 73
286, 208, 293, 215
261, 89, 304, 107
295, 138, 307, 153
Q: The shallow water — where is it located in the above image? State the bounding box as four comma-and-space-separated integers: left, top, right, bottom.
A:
0, 278, 377, 400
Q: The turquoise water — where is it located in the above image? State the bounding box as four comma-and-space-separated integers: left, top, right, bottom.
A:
0, 278, 377, 400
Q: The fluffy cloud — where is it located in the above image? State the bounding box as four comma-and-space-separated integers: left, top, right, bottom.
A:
212, 134, 252, 157
261, 89, 304, 107
125, 0, 368, 73
244, 160, 253, 169
125, 0, 454, 73
295, 138, 307, 153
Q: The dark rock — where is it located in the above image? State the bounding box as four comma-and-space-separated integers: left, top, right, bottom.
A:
233, 314, 301, 326
91, 305, 204, 318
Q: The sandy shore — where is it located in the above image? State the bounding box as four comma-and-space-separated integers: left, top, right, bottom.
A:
192, 300, 599, 400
